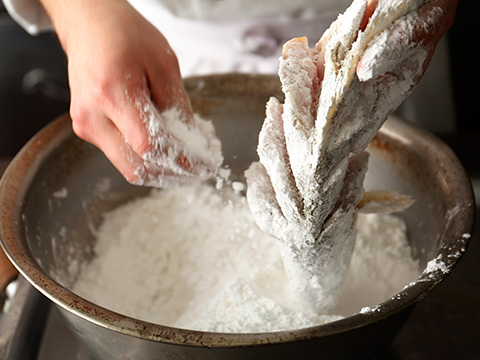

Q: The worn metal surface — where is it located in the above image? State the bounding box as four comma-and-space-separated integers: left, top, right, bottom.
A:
0, 74, 475, 359
0, 277, 49, 360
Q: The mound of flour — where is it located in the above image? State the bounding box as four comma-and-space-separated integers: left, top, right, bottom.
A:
73, 182, 419, 333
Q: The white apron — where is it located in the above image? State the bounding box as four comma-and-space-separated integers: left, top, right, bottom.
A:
129, 0, 342, 76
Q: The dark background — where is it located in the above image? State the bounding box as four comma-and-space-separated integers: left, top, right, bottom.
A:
0, 3, 68, 157
444, 1, 479, 175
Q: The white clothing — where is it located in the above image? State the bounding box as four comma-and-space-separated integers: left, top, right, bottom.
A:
3, 0, 53, 34
2, 0, 350, 75
2, 0, 456, 132
134, 0, 347, 20
2, 0, 350, 36
130, 1, 347, 76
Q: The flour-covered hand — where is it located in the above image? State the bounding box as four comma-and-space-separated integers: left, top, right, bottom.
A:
39, 0, 221, 187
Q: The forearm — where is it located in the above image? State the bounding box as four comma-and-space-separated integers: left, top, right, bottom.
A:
37, 0, 132, 54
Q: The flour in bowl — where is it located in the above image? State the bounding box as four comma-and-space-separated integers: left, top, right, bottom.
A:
73, 181, 419, 333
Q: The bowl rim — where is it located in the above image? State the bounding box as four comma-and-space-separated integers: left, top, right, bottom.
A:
0, 75, 475, 348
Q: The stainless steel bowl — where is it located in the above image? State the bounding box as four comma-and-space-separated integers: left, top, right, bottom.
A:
0, 74, 475, 360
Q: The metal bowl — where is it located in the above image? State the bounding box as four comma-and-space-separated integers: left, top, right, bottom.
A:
0, 74, 475, 360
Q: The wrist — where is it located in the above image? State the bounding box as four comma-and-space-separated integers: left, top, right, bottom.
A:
37, 0, 83, 53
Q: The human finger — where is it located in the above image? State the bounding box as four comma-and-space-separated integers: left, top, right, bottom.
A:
73, 110, 203, 187
149, 70, 192, 124
95, 64, 157, 159
71, 110, 145, 183
357, 0, 457, 82
98, 64, 205, 179
144, 36, 194, 124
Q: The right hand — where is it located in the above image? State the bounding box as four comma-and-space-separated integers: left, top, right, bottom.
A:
40, 0, 215, 186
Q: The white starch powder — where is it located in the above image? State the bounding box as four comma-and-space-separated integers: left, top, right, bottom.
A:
73, 182, 419, 333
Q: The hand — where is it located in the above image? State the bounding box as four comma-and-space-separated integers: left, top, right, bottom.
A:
357, 0, 457, 82
350, 0, 458, 151
39, 0, 217, 187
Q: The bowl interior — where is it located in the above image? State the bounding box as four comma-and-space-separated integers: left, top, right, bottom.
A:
0, 75, 475, 354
